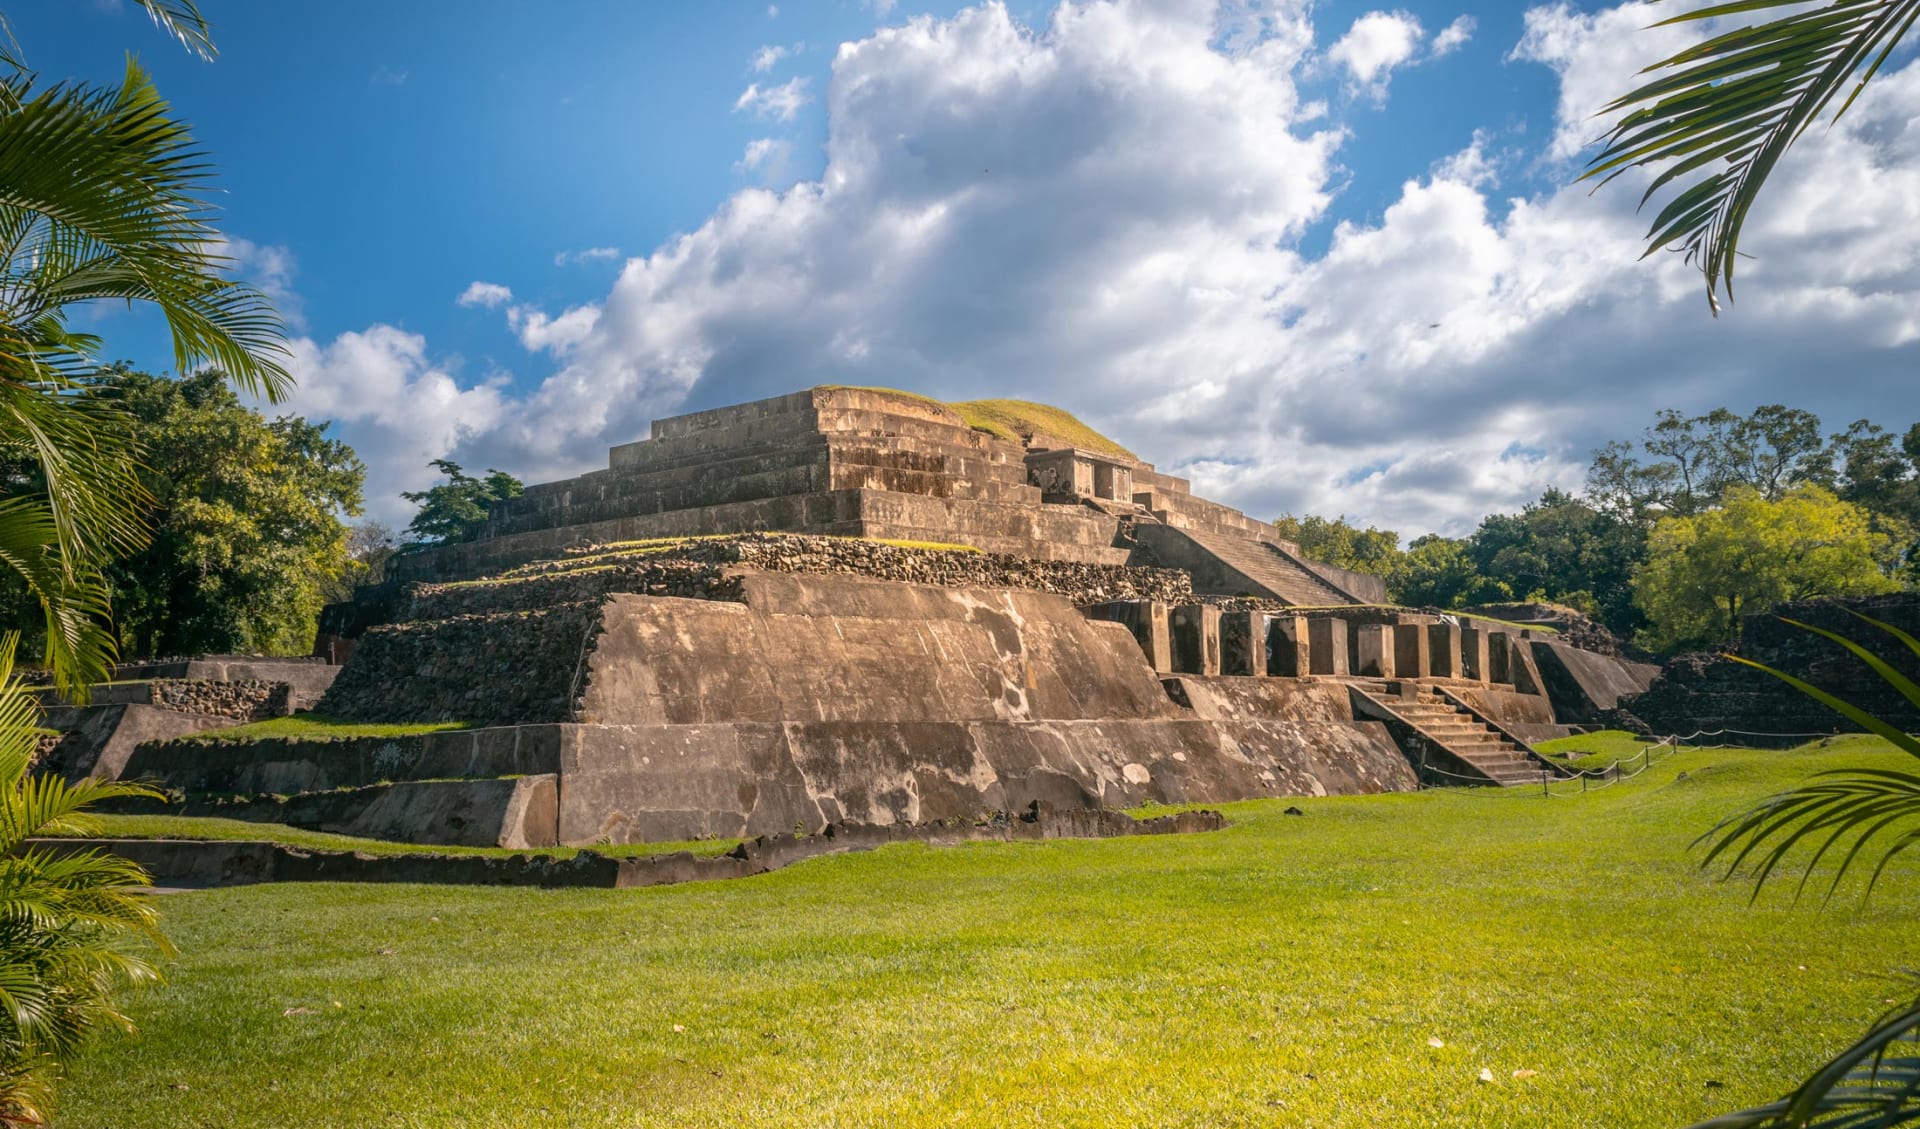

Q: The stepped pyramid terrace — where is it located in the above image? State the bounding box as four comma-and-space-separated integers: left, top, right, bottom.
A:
47, 387, 1663, 881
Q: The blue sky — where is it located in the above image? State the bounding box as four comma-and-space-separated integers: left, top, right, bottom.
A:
16, 0, 1920, 532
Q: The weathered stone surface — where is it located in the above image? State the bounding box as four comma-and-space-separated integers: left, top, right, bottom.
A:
1624, 593, 1920, 742
1085, 600, 1173, 673
1269, 616, 1309, 677
122, 725, 563, 794
31, 803, 1227, 889
317, 603, 601, 725
552, 716, 1412, 844
578, 576, 1184, 727
41, 704, 244, 782
1169, 604, 1222, 676
1530, 641, 1661, 726
1218, 611, 1268, 677
1355, 624, 1395, 678
1393, 624, 1430, 680
1308, 618, 1348, 676
1428, 624, 1460, 679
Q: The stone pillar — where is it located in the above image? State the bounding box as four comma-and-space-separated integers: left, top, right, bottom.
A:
1393, 623, 1430, 680
1170, 604, 1221, 676
1461, 627, 1491, 683
1307, 617, 1348, 676
1269, 615, 1310, 677
1354, 624, 1395, 678
1086, 600, 1174, 673
1487, 632, 1515, 685
1426, 624, 1458, 678
1219, 611, 1269, 677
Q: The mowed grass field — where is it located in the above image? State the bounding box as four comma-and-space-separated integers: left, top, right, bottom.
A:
62, 737, 1920, 1128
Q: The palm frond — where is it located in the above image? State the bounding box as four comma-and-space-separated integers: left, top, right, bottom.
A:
0, 60, 289, 399
1581, 0, 1920, 313
131, 0, 215, 61
1688, 989, 1920, 1127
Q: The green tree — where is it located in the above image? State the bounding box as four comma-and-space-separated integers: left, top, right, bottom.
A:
1634, 485, 1898, 650
401, 461, 524, 545
98, 370, 362, 657
1388, 535, 1508, 609
1585, 0, 1915, 313
1270, 514, 1402, 575
0, 635, 168, 1126
1469, 488, 1647, 633
0, 0, 288, 691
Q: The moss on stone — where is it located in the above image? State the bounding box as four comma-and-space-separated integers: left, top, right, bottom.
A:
818, 385, 1136, 459
947, 399, 1136, 459
174, 713, 471, 743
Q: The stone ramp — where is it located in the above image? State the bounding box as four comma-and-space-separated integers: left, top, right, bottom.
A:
1349, 680, 1561, 787
1133, 524, 1362, 606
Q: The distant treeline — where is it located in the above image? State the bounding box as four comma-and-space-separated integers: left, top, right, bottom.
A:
1278, 406, 1917, 653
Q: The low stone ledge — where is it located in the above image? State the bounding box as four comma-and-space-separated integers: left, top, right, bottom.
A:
34, 802, 1226, 890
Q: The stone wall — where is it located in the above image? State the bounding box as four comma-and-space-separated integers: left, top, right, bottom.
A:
1625, 593, 1920, 742
363, 533, 1193, 633
316, 604, 602, 725
150, 678, 291, 721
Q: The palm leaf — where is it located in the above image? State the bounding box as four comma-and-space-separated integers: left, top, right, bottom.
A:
1581, 0, 1920, 313
1688, 990, 1920, 1127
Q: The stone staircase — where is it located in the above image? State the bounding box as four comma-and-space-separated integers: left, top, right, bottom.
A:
1177, 527, 1359, 606
1353, 681, 1553, 787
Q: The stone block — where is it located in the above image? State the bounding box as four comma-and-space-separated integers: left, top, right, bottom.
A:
1086, 600, 1173, 673
1354, 624, 1395, 678
1307, 618, 1348, 676
1427, 624, 1459, 678
1169, 604, 1221, 676
1462, 628, 1491, 683
1269, 616, 1310, 677
1393, 624, 1430, 680
1487, 632, 1514, 686
1219, 611, 1269, 677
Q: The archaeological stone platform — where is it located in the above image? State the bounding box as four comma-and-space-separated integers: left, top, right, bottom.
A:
372, 387, 1381, 608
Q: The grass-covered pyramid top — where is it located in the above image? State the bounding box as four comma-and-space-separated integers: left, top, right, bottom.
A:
820, 386, 1136, 460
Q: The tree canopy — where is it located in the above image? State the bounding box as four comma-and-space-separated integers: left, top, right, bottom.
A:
58, 369, 363, 657
1634, 485, 1898, 651
401, 461, 524, 545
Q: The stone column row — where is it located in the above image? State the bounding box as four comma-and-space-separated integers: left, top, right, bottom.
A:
1085, 601, 1530, 685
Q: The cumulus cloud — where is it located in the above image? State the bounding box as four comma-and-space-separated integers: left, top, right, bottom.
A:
268, 327, 508, 520
215, 238, 304, 329
291, 0, 1920, 536
456, 281, 512, 309
734, 137, 795, 183
750, 44, 790, 72
733, 76, 810, 121
553, 247, 622, 267
1328, 10, 1424, 89
1431, 14, 1474, 56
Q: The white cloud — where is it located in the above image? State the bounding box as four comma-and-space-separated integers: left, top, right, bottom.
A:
734, 137, 795, 183
456, 281, 513, 309
1328, 10, 1423, 88
733, 77, 811, 122
371, 65, 408, 86
751, 44, 790, 72
271, 327, 508, 521
290, 0, 1920, 538
215, 238, 304, 330
553, 247, 622, 267
866, 0, 898, 14
1431, 14, 1474, 56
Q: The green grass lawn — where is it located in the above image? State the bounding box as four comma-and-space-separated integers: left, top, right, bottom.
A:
175, 713, 471, 743
70, 814, 743, 860
62, 740, 1919, 1128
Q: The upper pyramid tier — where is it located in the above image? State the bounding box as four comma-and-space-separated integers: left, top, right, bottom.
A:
385, 386, 1383, 606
